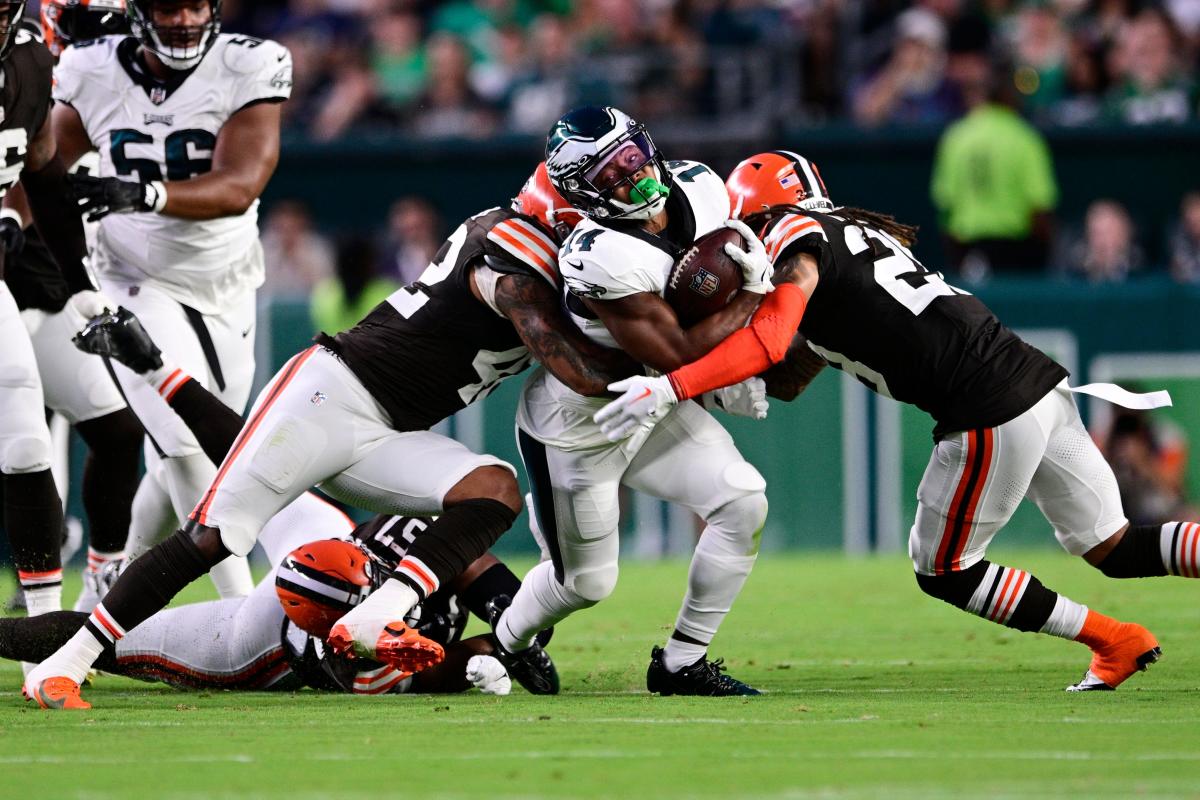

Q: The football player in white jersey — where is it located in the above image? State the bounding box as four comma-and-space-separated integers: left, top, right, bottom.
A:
0, 1, 144, 615
0, 2, 114, 638
47, 0, 293, 600
493, 106, 774, 696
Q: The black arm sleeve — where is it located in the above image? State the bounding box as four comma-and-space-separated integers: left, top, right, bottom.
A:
21, 152, 94, 294
166, 379, 246, 466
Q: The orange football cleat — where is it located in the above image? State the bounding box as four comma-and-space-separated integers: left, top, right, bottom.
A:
23, 676, 91, 710
1069, 611, 1161, 692
328, 620, 445, 674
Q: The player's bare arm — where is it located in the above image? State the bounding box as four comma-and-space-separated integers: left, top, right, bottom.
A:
584, 289, 761, 373
48, 102, 95, 171
490, 272, 637, 395
761, 331, 826, 401
773, 250, 820, 297
155, 101, 282, 220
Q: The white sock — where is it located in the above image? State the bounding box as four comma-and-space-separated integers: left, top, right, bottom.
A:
20, 569, 63, 617
24, 586, 63, 617
86, 547, 124, 575
1040, 595, 1089, 640
209, 554, 254, 599
145, 355, 182, 389
662, 639, 708, 673
34, 625, 107, 685
497, 560, 589, 652
340, 578, 420, 627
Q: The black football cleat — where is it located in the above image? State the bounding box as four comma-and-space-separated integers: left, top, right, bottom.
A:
73, 307, 163, 374
486, 595, 560, 695
646, 646, 761, 697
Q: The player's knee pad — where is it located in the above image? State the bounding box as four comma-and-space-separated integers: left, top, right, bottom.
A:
914, 560, 990, 610
566, 563, 619, 605
248, 416, 323, 495
703, 463, 768, 556
0, 357, 38, 391
705, 492, 769, 557
0, 435, 52, 474
209, 516, 260, 559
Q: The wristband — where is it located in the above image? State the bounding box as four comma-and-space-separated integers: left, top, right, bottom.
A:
0, 207, 24, 227
146, 181, 168, 213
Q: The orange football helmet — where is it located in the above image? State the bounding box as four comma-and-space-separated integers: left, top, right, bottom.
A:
41, 0, 127, 57
726, 150, 834, 219
513, 161, 584, 242
275, 539, 375, 639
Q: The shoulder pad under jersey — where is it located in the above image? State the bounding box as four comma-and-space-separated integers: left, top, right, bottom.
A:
559, 219, 673, 301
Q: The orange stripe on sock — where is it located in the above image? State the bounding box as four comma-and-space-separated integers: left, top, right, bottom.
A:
996, 570, 1028, 623
989, 568, 1017, 621
163, 375, 192, 403
1185, 522, 1195, 578
399, 558, 437, 595
157, 368, 182, 396
92, 606, 122, 640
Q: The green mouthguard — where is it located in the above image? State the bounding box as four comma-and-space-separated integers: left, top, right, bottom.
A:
630, 176, 670, 205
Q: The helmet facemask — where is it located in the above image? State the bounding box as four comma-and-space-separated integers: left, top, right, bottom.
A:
0, 0, 28, 62
128, 0, 220, 71
547, 108, 671, 222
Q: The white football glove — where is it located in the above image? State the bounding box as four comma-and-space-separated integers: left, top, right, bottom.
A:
66, 290, 116, 324
594, 374, 679, 442
702, 377, 769, 420
466, 655, 512, 696
722, 218, 774, 295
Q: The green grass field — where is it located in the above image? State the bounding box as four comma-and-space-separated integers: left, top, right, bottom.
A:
1, 549, 1197, 799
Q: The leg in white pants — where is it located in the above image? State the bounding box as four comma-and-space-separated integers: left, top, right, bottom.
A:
624, 402, 767, 669
99, 279, 257, 597
500, 401, 767, 663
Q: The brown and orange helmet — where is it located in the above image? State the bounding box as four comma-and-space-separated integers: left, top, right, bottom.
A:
725, 150, 833, 220
513, 161, 584, 243
41, 0, 128, 58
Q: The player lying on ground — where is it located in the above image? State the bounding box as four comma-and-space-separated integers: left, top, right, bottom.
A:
11, 309, 538, 706
24, 163, 629, 708
0, 5, 118, 638
493, 106, 774, 696
2, 512, 518, 700
597, 150, 1188, 691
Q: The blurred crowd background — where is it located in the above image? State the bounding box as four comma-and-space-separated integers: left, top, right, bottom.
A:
203, 0, 1200, 304
211, 0, 1200, 139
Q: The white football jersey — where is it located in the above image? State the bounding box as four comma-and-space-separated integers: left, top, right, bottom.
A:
53, 34, 293, 313
559, 159, 730, 348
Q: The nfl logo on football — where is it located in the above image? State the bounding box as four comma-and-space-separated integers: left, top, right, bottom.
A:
689, 268, 720, 298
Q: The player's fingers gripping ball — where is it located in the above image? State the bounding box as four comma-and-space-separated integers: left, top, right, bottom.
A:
276, 539, 375, 638
722, 218, 775, 294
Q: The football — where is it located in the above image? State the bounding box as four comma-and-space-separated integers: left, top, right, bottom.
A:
665, 226, 745, 326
